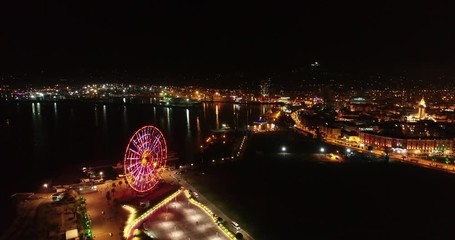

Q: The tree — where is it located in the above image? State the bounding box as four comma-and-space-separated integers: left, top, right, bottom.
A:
106, 191, 111, 202
66, 189, 79, 202
113, 198, 120, 207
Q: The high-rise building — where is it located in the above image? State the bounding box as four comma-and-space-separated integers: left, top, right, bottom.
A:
405, 96, 434, 122
260, 78, 271, 97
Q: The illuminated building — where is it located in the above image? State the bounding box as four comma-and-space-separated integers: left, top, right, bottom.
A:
406, 97, 435, 122
349, 97, 376, 113
418, 97, 426, 120
260, 78, 271, 98
359, 131, 453, 156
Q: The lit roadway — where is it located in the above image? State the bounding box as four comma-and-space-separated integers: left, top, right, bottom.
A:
325, 137, 455, 173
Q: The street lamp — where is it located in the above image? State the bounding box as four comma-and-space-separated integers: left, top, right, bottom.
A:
281, 146, 287, 152
99, 171, 103, 180
320, 147, 325, 153
43, 183, 48, 188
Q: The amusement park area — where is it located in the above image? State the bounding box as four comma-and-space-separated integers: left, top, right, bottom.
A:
5, 125, 251, 240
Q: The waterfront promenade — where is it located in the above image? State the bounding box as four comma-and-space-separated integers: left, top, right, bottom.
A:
85, 171, 251, 240
166, 170, 255, 240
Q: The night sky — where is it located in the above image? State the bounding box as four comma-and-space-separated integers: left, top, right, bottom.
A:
1, 1, 454, 84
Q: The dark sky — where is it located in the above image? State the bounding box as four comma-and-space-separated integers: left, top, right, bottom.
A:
1, 1, 454, 81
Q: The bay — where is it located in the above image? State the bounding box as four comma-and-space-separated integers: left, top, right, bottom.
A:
0, 100, 276, 232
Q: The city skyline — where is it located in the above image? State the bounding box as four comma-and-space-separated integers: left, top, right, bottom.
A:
4, 3, 455, 238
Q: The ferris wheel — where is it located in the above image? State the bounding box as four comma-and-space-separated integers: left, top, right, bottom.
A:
123, 125, 167, 193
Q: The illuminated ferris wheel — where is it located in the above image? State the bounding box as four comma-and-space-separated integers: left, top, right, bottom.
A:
123, 125, 167, 193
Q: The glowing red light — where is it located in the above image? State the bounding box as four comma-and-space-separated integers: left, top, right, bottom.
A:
124, 125, 167, 193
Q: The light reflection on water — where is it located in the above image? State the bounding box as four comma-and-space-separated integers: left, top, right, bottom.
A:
54, 102, 58, 118
2, 101, 278, 188
186, 108, 190, 136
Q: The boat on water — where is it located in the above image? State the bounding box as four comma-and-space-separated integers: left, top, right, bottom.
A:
158, 97, 202, 108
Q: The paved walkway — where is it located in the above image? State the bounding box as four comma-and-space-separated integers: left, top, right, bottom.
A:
142, 191, 230, 240
168, 170, 255, 240
85, 182, 128, 240
1, 197, 46, 240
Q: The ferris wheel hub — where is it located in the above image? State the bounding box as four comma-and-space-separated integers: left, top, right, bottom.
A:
141, 150, 152, 166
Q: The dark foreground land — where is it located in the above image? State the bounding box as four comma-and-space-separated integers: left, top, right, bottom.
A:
184, 131, 455, 240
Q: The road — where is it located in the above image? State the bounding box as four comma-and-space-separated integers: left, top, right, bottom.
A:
327, 136, 455, 173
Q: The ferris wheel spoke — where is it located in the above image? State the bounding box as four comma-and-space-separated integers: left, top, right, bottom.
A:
129, 160, 144, 173
141, 139, 150, 153
143, 165, 154, 176
131, 167, 144, 182
131, 139, 143, 153
127, 161, 141, 172
143, 128, 154, 142
137, 131, 149, 150
126, 164, 138, 174
133, 173, 142, 187
137, 168, 150, 184
128, 148, 142, 157
149, 128, 158, 142
143, 134, 152, 150
150, 135, 162, 153
135, 134, 144, 149
126, 158, 140, 168
133, 167, 143, 180
145, 133, 155, 151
